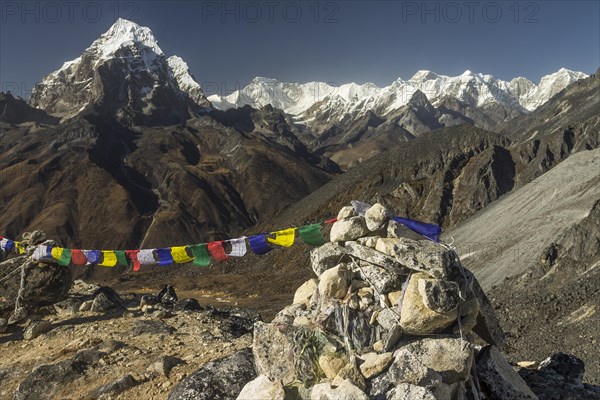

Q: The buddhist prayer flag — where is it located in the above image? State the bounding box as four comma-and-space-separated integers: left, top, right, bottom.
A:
71, 249, 88, 266
138, 249, 157, 266
52, 247, 71, 266
99, 251, 117, 267
299, 224, 326, 246
0, 238, 15, 252
126, 250, 141, 272
156, 248, 174, 266
207, 241, 229, 262
115, 250, 128, 267
85, 250, 101, 265
268, 228, 296, 247
171, 246, 193, 264
33, 245, 50, 261
392, 217, 441, 242
190, 244, 210, 267
15, 242, 25, 254
249, 234, 271, 255
227, 238, 247, 257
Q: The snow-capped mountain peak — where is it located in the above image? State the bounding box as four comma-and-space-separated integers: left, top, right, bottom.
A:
29, 18, 209, 121
91, 18, 163, 60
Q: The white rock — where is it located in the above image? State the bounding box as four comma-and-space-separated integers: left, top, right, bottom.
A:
389, 383, 437, 400
236, 375, 285, 400
364, 203, 392, 231
318, 264, 351, 299
358, 352, 393, 378
329, 217, 369, 242
311, 379, 368, 400
293, 279, 317, 305
337, 206, 357, 220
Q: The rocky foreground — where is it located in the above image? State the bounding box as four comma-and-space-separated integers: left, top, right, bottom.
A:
1, 205, 599, 399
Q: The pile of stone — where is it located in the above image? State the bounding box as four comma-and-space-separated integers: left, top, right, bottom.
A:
238, 203, 538, 400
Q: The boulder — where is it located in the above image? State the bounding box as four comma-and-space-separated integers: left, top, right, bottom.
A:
293, 279, 318, 305
0, 257, 71, 312
354, 261, 403, 294
158, 285, 178, 305
388, 347, 443, 387
318, 264, 351, 300
236, 375, 285, 400
364, 203, 392, 231
23, 320, 52, 340
148, 355, 185, 377
337, 206, 357, 220
90, 286, 124, 313
8, 306, 28, 324
168, 349, 256, 400
89, 375, 137, 399
358, 352, 393, 378
310, 379, 368, 400
389, 383, 437, 400
173, 298, 202, 312
318, 354, 347, 380
310, 242, 347, 276
400, 273, 457, 334
329, 217, 370, 242
417, 278, 460, 314
13, 360, 85, 400
477, 346, 537, 400
375, 238, 454, 279
344, 242, 405, 272
401, 337, 474, 384
332, 363, 366, 391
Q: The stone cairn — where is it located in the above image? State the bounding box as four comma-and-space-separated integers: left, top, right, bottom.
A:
238, 203, 538, 400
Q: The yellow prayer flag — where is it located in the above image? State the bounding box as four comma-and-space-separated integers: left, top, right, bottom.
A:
267, 228, 296, 247
15, 242, 25, 254
51, 247, 64, 260
172, 246, 193, 263
99, 251, 117, 267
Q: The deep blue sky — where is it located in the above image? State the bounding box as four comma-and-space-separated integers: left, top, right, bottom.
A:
1, 1, 599, 98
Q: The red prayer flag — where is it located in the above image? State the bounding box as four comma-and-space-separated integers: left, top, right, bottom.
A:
324, 218, 337, 224
126, 250, 141, 272
207, 241, 229, 262
71, 249, 87, 266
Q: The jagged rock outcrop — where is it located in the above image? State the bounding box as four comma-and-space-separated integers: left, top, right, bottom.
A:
236, 203, 534, 399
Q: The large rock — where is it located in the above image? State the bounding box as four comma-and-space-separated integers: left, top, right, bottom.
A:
344, 242, 405, 272
417, 278, 460, 313
388, 347, 443, 387
400, 273, 457, 334
0, 257, 71, 312
310, 242, 347, 276
293, 279, 318, 305
364, 203, 392, 231
168, 349, 256, 400
318, 264, 351, 300
89, 375, 137, 399
354, 261, 403, 294
329, 217, 370, 242
311, 379, 368, 400
12, 360, 85, 400
375, 238, 455, 279
476, 346, 537, 400
358, 352, 393, 378
236, 375, 285, 400
23, 320, 52, 340
389, 383, 437, 400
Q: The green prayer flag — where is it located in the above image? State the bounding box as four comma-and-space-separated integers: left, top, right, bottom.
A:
58, 248, 72, 266
115, 250, 128, 267
190, 244, 211, 267
298, 223, 326, 246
